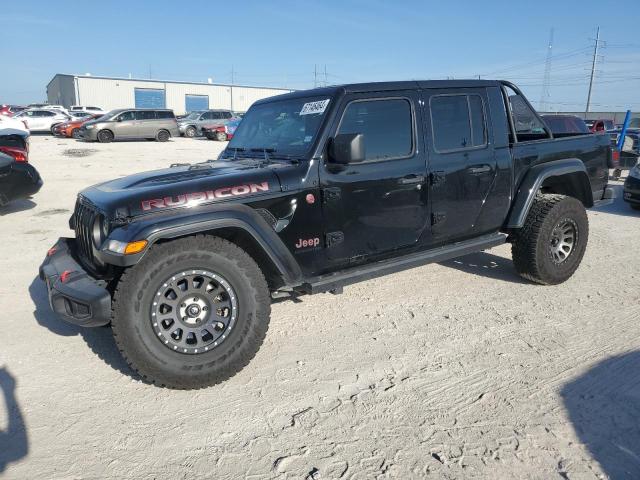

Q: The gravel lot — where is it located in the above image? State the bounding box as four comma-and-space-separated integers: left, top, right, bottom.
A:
1, 135, 639, 479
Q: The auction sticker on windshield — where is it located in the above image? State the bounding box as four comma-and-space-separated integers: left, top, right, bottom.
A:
300, 99, 330, 115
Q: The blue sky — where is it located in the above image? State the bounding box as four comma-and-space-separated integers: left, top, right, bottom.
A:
2, 0, 639, 111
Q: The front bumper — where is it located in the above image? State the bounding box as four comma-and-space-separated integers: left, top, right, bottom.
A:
38, 238, 112, 327
79, 128, 98, 141
623, 175, 640, 205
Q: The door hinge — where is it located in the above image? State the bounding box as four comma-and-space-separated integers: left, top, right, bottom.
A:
326, 231, 344, 247
431, 212, 446, 225
430, 171, 445, 186
322, 187, 341, 203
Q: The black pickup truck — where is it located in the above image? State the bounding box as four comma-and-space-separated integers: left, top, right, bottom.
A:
40, 80, 613, 389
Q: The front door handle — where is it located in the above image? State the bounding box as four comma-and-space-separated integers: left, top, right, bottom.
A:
399, 174, 425, 185
468, 164, 492, 174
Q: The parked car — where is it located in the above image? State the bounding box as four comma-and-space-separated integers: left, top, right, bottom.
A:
177, 110, 235, 137
70, 105, 106, 115
623, 161, 640, 210
79, 108, 179, 142
39, 79, 613, 389
0, 105, 26, 117
541, 114, 590, 135
608, 129, 640, 179
0, 129, 41, 207
202, 118, 241, 141
27, 103, 67, 113
586, 119, 614, 133
0, 114, 29, 133
68, 111, 99, 120
12, 109, 70, 133
53, 114, 103, 139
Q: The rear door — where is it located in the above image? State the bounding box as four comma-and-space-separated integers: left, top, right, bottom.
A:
320, 91, 429, 266
136, 110, 157, 137
424, 89, 500, 243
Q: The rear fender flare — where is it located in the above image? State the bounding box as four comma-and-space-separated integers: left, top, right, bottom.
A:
505, 158, 592, 229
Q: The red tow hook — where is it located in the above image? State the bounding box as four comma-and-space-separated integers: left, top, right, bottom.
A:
60, 270, 75, 283
47, 246, 58, 257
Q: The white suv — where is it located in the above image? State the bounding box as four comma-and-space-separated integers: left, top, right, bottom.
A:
70, 105, 105, 115
13, 109, 70, 133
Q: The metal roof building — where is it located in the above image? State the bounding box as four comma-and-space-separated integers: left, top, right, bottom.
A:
46, 74, 292, 114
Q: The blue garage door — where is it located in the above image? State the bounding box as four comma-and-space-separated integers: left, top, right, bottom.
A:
134, 88, 166, 108
185, 95, 209, 112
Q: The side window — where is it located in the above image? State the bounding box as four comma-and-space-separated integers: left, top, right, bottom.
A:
201, 112, 213, 120
337, 98, 413, 161
118, 111, 136, 121
157, 111, 174, 119
430, 96, 471, 151
504, 85, 549, 142
223, 111, 232, 119
212, 112, 223, 120
430, 94, 487, 151
136, 111, 156, 120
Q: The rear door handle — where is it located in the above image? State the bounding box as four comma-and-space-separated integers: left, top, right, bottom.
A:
399, 174, 425, 185
468, 164, 492, 174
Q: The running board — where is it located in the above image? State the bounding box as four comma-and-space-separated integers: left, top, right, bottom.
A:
299, 233, 508, 294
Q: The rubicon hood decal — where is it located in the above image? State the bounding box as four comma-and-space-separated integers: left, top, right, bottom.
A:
141, 181, 270, 211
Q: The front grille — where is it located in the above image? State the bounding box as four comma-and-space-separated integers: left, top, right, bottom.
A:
73, 197, 99, 265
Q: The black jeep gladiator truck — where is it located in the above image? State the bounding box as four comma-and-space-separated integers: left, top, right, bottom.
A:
40, 80, 614, 389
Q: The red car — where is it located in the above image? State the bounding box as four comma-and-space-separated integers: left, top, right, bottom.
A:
201, 118, 241, 141
53, 114, 102, 138
587, 119, 614, 133
0, 105, 26, 117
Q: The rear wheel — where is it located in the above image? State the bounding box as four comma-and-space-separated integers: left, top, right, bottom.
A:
184, 126, 197, 138
156, 129, 170, 142
216, 131, 227, 142
511, 194, 588, 285
97, 129, 114, 143
112, 235, 271, 389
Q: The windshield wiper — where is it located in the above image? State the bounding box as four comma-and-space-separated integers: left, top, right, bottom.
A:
228, 147, 246, 160
250, 147, 276, 161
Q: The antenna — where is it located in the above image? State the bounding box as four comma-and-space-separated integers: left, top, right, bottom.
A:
539, 27, 554, 111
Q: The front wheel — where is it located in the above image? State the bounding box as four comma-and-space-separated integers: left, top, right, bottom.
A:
511, 194, 589, 285
71, 128, 81, 139
97, 129, 114, 143
215, 131, 227, 141
184, 126, 197, 138
112, 235, 271, 389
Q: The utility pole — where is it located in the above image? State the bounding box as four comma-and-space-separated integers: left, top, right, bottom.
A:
324, 65, 328, 87
148, 64, 152, 79
539, 27, 554, 111
314, 64, 318, 88
585, 26, 600, 115
230, 65, 234, 112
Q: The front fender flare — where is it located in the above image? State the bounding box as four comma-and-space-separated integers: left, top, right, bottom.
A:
97, 204, 303, 287
505, 158, 592, 229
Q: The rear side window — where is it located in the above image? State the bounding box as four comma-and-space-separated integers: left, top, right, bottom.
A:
430, 94, 488, 152
156, 110, 175, 119
136, 111, 156, 120
337, 98, 413, 161
201, 112, 214, 120
222, 111, 232, 119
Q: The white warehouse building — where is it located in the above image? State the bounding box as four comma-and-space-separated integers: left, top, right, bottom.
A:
46, 74, 293, 114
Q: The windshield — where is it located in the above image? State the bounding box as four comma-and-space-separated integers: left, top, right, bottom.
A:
227, 96, 331, 156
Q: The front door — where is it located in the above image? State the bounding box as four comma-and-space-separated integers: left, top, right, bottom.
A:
423, 89, 498, 243
113, 110, 137, 138
320, 92, 428, 266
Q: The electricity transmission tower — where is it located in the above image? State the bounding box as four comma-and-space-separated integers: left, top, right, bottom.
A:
539, 28, 554, 111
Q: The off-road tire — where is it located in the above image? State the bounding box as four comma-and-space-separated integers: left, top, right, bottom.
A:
184, 126, 197, 138
156, 129, 170, 142
97, 129, 114, 143
511, 194, 588, 285
112, 235, 271, 389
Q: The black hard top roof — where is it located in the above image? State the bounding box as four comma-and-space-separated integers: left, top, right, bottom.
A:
255, 80, 504, 104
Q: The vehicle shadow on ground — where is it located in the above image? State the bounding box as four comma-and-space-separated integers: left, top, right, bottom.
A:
439, 251, 528, 284
28, 276, 137, 379
591, 184, 639, 219
0, 366, 28, 474
561, 351, 640, 479
0, 199, 36, 216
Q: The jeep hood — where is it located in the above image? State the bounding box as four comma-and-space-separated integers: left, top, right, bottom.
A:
79, 159, 283, 218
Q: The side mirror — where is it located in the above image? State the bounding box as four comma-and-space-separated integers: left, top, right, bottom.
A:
116, 117, 123, 122
329, 133, 365, 164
